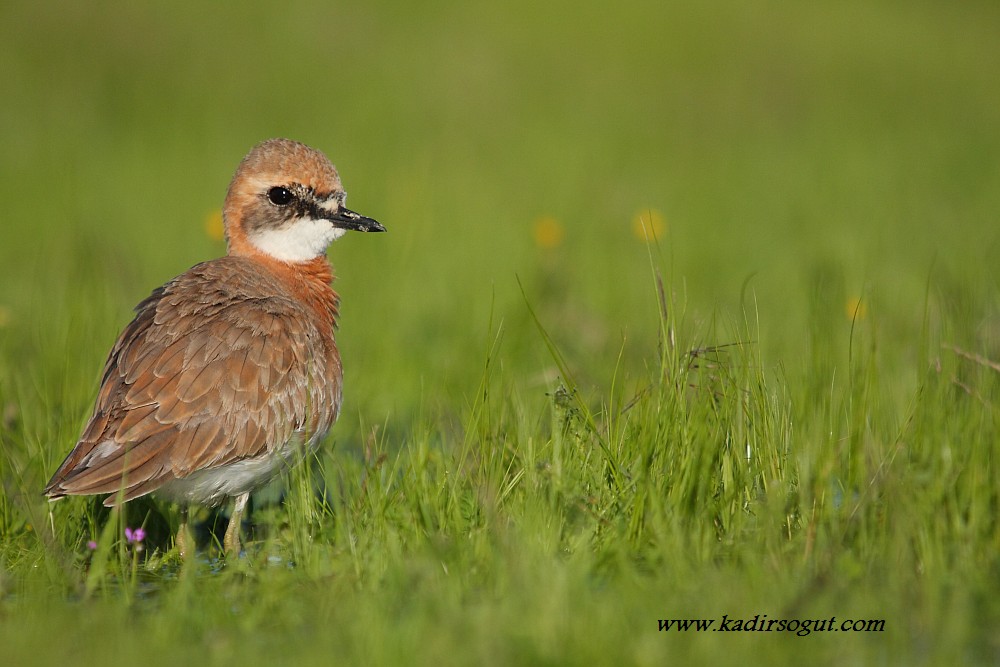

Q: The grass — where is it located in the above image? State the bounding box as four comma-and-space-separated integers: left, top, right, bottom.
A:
2, 0, 1000, 664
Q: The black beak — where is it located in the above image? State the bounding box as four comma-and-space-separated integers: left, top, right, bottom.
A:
328, 207, 386, 233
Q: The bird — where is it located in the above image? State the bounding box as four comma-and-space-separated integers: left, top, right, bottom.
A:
44, 138, 385, 556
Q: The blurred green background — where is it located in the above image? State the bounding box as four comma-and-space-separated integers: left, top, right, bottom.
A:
4, 1, 997, 425
2, 1, 999, 662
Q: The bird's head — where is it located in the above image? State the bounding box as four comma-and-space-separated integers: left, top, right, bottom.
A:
223, 138, 385, 262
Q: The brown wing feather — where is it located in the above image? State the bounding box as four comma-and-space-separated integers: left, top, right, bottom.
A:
44, 256, 341, 504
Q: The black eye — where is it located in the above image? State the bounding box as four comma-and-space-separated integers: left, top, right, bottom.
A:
267, 187, 294, 206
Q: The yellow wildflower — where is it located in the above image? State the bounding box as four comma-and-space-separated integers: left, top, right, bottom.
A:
845, 296, 867, 321
204, 209, 225, 242
632, 208, 665, 242
533, 215, 565, 249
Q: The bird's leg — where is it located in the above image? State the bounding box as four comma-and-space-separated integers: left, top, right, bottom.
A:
224, 492, 249, 557
176, 506, 191, 558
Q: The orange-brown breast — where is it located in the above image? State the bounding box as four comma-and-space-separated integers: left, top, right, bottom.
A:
44, 255, 343, 505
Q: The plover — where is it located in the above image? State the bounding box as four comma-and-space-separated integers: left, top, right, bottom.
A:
44, 138, 385, 555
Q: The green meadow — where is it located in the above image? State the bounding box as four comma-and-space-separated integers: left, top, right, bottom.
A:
2, 0, 999, 664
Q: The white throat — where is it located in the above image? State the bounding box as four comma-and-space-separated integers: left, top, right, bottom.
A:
249, 217, 346, 262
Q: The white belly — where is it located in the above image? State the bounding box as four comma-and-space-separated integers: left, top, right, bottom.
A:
154, 429, 322, 506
